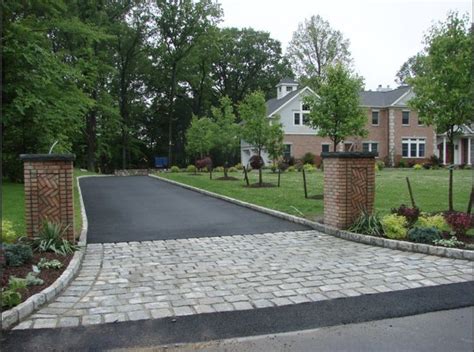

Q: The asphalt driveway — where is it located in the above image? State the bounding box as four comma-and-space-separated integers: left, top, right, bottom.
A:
80, 176, 309, 243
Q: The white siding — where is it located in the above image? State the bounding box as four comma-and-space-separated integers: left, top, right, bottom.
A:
271, 90, 317, 135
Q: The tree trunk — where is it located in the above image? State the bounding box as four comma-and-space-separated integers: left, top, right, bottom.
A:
448, 168, 453, 212
168, 63, 178, 166
86, 111, 97, 172
333, 140, 338, 152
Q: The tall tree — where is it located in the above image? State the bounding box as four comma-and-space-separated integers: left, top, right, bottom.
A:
239, 91, 283, 186
213, 27, 292, 105
287, 15, 351, 89
395, 54, 423, 86
152, 0, 222, 165
210, 96, 240, 178
307, 63, 367, 151
185, 116, 215, 159
408, 12, 472, 163
408, 12, 473, 211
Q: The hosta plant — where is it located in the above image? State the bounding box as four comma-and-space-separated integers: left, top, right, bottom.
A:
433, 236, 464, 248
37, 258, 63, 269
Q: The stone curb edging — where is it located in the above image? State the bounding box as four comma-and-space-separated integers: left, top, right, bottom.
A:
150, 174, 474, 262
1, 175, 94, 330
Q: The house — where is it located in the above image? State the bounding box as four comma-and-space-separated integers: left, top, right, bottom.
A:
240, 78, 473, 167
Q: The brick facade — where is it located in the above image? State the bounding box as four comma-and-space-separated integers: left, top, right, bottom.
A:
323, 153, 376, 229
20, 154, 75, 240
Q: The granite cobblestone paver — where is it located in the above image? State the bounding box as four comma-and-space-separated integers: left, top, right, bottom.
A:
15, 230, 473, 329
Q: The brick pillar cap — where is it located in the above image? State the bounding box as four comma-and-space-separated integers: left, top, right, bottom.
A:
321, 152, 378, 159
20, 154, 76, 162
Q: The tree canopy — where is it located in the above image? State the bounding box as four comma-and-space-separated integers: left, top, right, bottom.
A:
287, 15, 352, 89
307, 63, 367, 151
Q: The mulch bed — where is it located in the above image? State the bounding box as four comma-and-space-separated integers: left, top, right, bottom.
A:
2, 252, 72, 302
216, 176, 239, 181
245, 182, 277, 188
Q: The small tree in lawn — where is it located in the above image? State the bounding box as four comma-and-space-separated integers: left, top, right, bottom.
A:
306, 63, 367, 151
185, 116, 215, 161
210, 96, 240, 178
407, 12, 472, 211
240, 91, 283, 186
266, 117, 285, 171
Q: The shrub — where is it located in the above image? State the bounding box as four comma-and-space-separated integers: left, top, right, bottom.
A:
422, 163, 432, 169
186, 165, 197, 173
249, 155, 264, 169
381, 214, 407, 239
349, 211, 383, 237
4, 243, 33, 267
303, 163, 316, 173
391, 205, 420, 226
374, 163, 380, 172
277, 160, 289, 171
444, 212, 473, 236
2, 220, 19, 243
1, 277, 27, 308
418, 214, 448, 232
413, 163, 422, 170
408, 160, 417, 168
37, 258, 63, 269
398, 160, 407, 168
302, 152, 316, 165
170, 166, 180, 173
33, 222, 78, 256
376, 160, 385, 170
430, 154, 442, 166
295, 160, 303, 171
285, 156, 296, 166
407, 227, 441, 244
433, 236, 463, 248
25, 272, 44, 286
234, 163, 243, 170
213, 166, 224, 172
287, 166, 296, 172
228, 167, 238, 173
196, 157, 212, 171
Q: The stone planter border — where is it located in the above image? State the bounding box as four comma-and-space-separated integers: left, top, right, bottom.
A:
150, 174, 474, 262
1, 175, 93, 330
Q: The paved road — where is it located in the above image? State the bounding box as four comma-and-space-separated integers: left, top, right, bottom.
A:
80, 176, 308, 243
117, 307, 474, 352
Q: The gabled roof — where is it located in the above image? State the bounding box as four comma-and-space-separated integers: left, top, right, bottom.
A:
359, 86, 411, 107
277, 77, 299, 85
266, 89, 301, 115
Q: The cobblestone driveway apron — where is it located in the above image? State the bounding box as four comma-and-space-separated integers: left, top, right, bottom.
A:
15, 230, 473, 329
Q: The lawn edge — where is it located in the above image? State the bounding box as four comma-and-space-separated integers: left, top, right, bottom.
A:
150, 174, 473, 262
2, 175, 96, 330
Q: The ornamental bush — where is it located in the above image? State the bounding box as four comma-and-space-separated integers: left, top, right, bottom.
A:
444, 212, 473, 236
249, 155, 264, 170
228, 167, 238, 173
349, 211, 383, 237
277, 160, 289, 171
418, 214, 449, 232
302, 152, 316, 165
4, 243, 33, 267
186, 165, 197, 173
391, 204, 420, 226
234, 163, 243, 170
213, 166, 224, 172
376, 160, 385, 170
287, 166, 296, 172
303, 163, 316, 173
170, 166, 180, 173
413, 163, 423, 170
2, 220, 19, 243
407, 227, 442, 244
381, 214, 407, 239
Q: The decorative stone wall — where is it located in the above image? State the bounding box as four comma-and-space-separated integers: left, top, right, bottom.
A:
20, 154, 75, 240
114, 169, 150, 176
322, 152, 376, 229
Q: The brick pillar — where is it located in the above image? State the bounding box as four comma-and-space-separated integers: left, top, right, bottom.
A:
20, 154, 75, 241
322, 152, 376, 229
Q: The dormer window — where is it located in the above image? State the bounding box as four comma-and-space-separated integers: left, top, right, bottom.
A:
286, 86, 293, 92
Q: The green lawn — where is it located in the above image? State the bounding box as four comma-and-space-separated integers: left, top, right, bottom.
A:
2, 169, 97, 237
160, 168, 472, 220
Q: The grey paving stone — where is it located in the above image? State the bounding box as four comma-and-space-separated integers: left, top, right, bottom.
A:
127, 310, 151, 321
82, 315, 102, 325
232, 302, 253, 310
58, 317, 80, 328
33, 319, 57, 329
104, 313, 127, 323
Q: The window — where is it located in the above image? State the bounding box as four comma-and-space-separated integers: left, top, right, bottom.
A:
402, 138, 425, 158
302, 113, 310, 126
344, 143, 354, 152
302, 103, 311, 111
279, 87, 282, 93
362, 142, 378, 153
371, 110, 379, 125
418, 117, 424, 126
402, 111, 410, 125
322, 144, 330, 153
294, 113, 300, 125
283, 144, 291, 159
286, 86, 293, 92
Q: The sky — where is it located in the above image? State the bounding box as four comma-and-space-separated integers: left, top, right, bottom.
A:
217, 0, 472, 91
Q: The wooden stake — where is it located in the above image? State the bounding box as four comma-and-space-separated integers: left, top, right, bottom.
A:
303, 168, 308, 199
243, 166, 250, 186
406, 177, 416, 208
467, 185, 473, 214
448, 168, 453, 211
277, 169, 281, 187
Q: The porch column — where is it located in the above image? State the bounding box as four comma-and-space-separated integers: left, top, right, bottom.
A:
468, 137, 472, 165
442, 137, 447, 164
